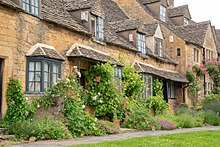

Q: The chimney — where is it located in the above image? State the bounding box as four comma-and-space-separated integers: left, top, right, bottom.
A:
167, 0, 174, 7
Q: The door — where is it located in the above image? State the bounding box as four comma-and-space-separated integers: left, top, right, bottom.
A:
0, 59, 3, 118
163, 80, 168, 102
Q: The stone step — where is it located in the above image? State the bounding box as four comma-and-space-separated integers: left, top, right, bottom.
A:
0, 135, 15, 140
0, 128, 7, 134
120, 128, 136, 133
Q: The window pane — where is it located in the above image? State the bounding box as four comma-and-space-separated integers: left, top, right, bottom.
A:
44, 63, 49, 72
36, 62, 41, 71
29, 82, 35, 92
44, 72, 49, 82
29, 72, 35, 81
29, 62, 35, 71
36, 72, 41, 81
53, 64, 58, 73
35, 82, 41, 92
35, 0, 39, 7
53, 73, 58, 83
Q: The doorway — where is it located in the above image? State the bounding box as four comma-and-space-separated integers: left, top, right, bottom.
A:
0, 59, 3, 118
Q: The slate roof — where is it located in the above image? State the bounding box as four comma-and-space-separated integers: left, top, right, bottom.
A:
0, 0, 19, 8
66, 44, 123, 66
66, 0, 92, 11
1, 0, 178, 66
26, 43, 65, 61
134, 62, 188, 83
109, 19, 145, 33
174, 21, 210, 47
140, 0, 160, 4
168, 5, 191, 18
136, 1, 211, 48
216, 29, 220, 53
143, 23, 158, 36
104, 24, 138, 52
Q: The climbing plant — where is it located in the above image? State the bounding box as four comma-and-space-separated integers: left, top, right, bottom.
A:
84, 62, 120, 119
1, 77, 35, 125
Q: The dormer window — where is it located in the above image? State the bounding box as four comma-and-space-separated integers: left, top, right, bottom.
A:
90, 15, 104, 41
155, 38, 163, 57
21, 0, 40, 16
184, 17, 190, 26
160, 5, 167, 22
137, 33, 146, 54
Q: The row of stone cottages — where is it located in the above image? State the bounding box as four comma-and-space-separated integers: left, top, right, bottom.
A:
0, 0, 219, 118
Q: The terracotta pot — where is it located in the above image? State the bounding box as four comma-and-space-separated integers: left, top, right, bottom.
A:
113, 119, 120, 127
95, 75, 101, 83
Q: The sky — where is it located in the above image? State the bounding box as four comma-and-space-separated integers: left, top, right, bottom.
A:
175, 0, 220, 29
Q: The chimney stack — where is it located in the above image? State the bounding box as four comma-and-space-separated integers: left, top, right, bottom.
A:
167, 0, 174, 7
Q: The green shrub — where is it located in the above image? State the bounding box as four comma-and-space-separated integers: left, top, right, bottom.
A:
122, 106, 160, 130
175, 108, 203, 128
203, 111, 220, 126
179, 103, 189, 109
202, 101, 220, 116
84, 63, 120, 119
122, 66, 143, 100
97, 120, 120, 134
145, 96, 168, 116
1, 77, 35, 126
8, 118, 72, 140
205, 93, 220, 101
64, 98, 104, 137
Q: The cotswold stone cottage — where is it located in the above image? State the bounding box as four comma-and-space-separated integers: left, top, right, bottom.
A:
0, 0, 219, 117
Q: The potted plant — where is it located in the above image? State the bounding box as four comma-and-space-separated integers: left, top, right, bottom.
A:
113, 110, 121, 127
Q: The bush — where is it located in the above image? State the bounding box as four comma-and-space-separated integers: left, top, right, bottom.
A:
64, 98, 104, 137
84, 63, 120, 119
145, 96, 168, 116
205, 93, 220, 101
159, 120, 176, 130
122, 66, 143, 100
122, 106, 160, 130
8, 118, 72, 140
1, 77, 35, 126
97, 120, 120, 134
179, 103, 189, 109
174, 108, 203, 128
202, 101, 220, 116
203, 111, 220, 126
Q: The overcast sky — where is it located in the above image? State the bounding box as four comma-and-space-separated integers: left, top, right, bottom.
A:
175, 0, 220, 29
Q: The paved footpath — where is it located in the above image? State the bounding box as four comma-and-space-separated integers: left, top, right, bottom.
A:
9, 126, 220, 147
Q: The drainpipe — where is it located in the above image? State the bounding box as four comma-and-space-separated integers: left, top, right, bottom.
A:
183, 83, 189, 103
203, 48, 206, 96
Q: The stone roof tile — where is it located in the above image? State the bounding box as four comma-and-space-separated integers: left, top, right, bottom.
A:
216, 29, 220, 53
168, 5, 191, 18
26, 43, 65, 61
134, 62, 187, 82
66, 44, 123, 66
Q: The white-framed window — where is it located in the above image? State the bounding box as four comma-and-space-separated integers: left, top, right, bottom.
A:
91, 15, 104, 41
184, 17, 190, 26
26, 57, 62, 93
114, 66, 122, 93
160, 5, 167, 22
21, 0, 40, 16
142, 74, 153, 99
97, 17, 104, 40
194, 48, 199, 63
167, 81, 175, 98
137, 33, 146, 54
206, 49, 214, 60
155, 38, 163, 57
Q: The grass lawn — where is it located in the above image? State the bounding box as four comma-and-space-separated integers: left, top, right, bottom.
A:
71, 131, 220, 147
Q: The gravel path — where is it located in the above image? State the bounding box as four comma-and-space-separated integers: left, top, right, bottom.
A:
9, 126, 220, 147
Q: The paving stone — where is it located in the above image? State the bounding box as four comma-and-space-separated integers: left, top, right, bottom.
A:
9, 126, 220, 147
